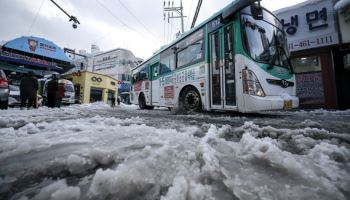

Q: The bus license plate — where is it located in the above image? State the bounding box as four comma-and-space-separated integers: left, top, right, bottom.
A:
283, 100, 293, 110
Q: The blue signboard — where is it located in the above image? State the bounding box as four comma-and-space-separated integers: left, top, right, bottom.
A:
118, 82, 131, 93
4, 36, 70, 62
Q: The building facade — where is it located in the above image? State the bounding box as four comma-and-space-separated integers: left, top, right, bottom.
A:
0, 36, 72, 77
91, 48, 143, 94
68, 47, 143, 95
63, 71, 118, 105
91, 48, 142, 81
275, 0, 350, 109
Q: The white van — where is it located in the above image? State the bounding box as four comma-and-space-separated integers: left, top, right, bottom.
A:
43, 79, 75, 105
59, 79, 75, 104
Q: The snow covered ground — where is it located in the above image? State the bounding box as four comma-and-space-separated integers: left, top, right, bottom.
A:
0, 103, 349, 200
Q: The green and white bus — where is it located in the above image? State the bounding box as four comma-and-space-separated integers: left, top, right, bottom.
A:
131, 0, 299, 113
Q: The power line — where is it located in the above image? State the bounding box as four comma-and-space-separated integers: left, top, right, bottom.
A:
115, 0, 162, 42
27, 0, 46, 35
185, 0, 196, 31
94, 0, 160, 44
191, 0, 202, 29
92, 30, 114, 45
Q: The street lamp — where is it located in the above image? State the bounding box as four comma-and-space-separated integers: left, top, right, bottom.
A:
50, 0, 80, 29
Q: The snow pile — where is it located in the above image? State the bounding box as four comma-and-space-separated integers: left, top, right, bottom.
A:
120, 102, 138, 109
161, 176, 213, 200
218, 121, 350, 200
280, 92, 292, 100
87, 129, 202, 199
66, 154, 89, 175
30, 179, 80, 200
77, 101, 111, 109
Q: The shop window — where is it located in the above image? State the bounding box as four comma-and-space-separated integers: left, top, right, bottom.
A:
291, 56, 321, 73
90, 88, 103, 103
292, 55, 325, 106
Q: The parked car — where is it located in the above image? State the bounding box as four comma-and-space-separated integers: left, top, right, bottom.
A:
0, 69, 9, 109
8, 84, 20, 107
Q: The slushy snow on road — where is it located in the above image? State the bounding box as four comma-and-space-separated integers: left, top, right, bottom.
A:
0, 102, 349, 200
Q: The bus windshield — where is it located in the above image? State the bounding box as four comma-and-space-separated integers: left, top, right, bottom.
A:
241, 11, 291, 70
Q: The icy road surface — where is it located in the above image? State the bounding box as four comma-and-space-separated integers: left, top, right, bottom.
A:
0, 103, 349, 200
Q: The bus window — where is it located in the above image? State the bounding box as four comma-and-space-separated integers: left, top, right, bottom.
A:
160, 47, 175, 71
139, 67, 148, 81
177, 40, 203, 68
159, 64, 171, 75
175, 28, 204, 68
152, 63, 160, 78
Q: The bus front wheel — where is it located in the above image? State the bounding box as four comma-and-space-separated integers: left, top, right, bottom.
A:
180, 87, 201, 112
138, 93, 146, 109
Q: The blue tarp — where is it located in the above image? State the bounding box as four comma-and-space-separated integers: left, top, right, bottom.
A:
4, 36, 70, 62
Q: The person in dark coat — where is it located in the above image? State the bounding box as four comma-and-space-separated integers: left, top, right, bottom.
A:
46, 75, 58, 108
117, 96, 121, 105
111, 96, 116, 107
20, 71, 38, 109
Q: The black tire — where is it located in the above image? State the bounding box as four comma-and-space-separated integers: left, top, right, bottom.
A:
180, 87, 202, 112
138, 93, 147, 109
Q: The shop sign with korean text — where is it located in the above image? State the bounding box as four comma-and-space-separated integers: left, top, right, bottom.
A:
275, 0, 339, 52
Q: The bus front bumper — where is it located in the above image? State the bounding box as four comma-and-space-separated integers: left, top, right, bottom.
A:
242, 94, 299, 113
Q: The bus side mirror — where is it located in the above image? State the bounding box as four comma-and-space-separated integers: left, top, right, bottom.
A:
251, 2, 263, 20
222, 0, 256, 20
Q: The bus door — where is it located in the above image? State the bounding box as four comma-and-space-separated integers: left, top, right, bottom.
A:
150, 62, 160, 104
209, 24, 236, 109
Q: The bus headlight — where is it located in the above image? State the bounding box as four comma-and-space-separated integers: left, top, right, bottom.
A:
242, 69, 265, 97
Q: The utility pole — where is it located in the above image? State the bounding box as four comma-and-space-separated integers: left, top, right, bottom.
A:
163, 0, 186, 34
191, 0, 203, 29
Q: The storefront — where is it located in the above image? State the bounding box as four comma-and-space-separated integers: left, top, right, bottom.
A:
63, 71, 118, 104
275, 0, 347, 109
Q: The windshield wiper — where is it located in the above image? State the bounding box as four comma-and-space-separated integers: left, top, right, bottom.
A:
265, 32, 277, 70
279, 46, 294, 74
275, 32, 294, 74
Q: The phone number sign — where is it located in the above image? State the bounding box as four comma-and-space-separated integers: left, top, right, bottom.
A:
287, 33, 338, 51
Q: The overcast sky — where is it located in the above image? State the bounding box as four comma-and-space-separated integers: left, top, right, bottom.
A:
0, 0, 307, 60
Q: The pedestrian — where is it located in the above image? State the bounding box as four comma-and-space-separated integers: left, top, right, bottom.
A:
56, 82, 65, 108
20, 71, 38, 110
117, 96, 121, 105
111, 96, 116, 107
46, 75, 58, 108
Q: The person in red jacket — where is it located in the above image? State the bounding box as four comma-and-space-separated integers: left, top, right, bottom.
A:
56, 82, 65, 108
